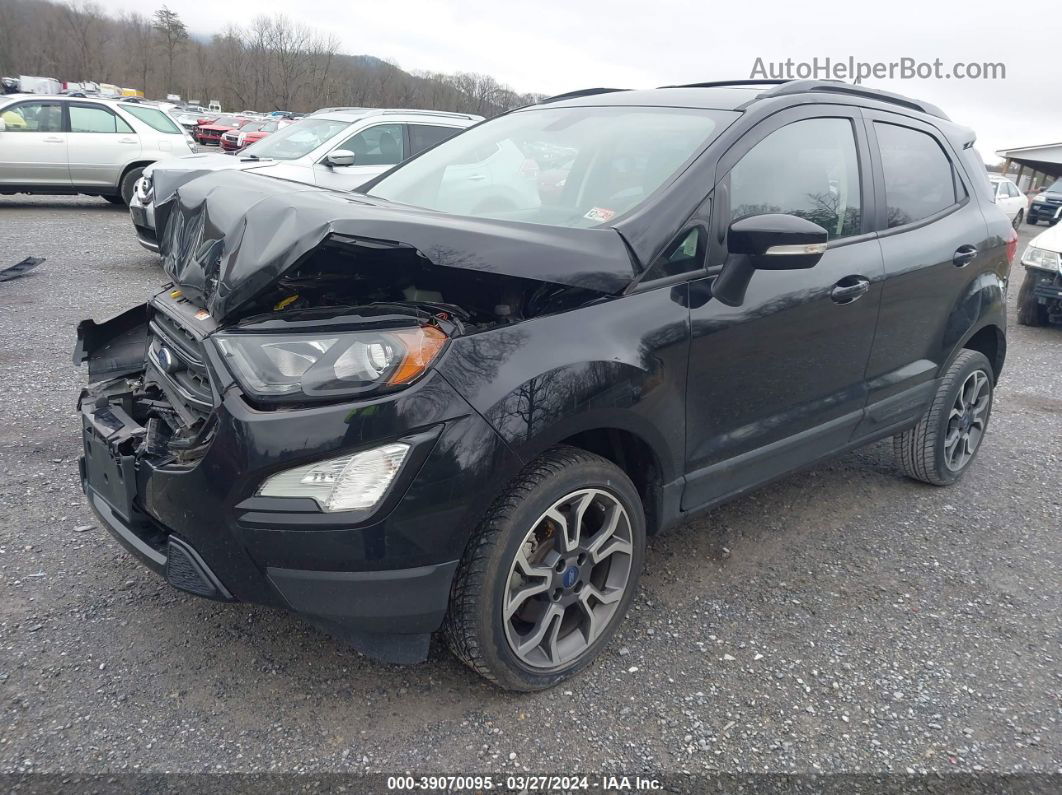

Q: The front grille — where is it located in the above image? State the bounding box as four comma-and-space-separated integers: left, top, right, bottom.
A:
147, 307, 215, 427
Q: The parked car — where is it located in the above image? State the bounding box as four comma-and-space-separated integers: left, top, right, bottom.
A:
79, 80, 1012, 690
988, 175, 1028, 228
1016, 223, 1062, 326
129, 108, 480, 251
1027, 178, 1062, 226
220, 119, 281, 152
193, 114, 247, 146
0, 94, 196, 204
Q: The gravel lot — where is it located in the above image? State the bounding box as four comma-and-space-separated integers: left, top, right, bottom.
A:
0, 195, 1059, 777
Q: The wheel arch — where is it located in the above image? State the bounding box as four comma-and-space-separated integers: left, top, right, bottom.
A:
958, 322, 1006, 381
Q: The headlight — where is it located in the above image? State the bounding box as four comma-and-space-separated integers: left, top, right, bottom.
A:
1033, 193, 1047, 203
1021, 246, 1062, 272
257, 443, 410, 511
212, 325, 447, 401
237, 132, 246, 146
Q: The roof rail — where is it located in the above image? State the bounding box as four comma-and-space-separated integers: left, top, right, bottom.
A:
757, 79, 949, 120
379, 109, 481, 120
658, 79, 791, 89
537, 87, 628, 104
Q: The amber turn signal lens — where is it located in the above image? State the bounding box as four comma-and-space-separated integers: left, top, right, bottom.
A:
386, 325, 448, 386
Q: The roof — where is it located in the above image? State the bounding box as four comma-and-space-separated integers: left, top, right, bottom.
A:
536, 79, 949, 120
312, 107, 484, 123
542, 86, 763, 111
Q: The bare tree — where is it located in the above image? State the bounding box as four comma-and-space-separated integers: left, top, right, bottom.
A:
153, 5, 187, 95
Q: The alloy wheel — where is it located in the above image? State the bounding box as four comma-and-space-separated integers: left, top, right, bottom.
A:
944, 369, 990, 472
503, 488, 634, 670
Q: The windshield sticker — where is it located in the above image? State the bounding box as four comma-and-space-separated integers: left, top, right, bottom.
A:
584, 207, 616, 223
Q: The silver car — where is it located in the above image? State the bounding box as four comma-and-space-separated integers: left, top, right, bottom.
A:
129, 108, 481, 252
0, 95, 197, 205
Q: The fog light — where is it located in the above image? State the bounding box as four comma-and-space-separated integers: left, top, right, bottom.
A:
257, 443, 410, 512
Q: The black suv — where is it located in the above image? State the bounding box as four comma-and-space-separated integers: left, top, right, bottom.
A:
76, 80, 1013, 691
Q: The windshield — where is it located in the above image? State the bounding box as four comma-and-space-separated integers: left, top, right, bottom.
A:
242, 117, 350, 160
1045, 180, 1062, 193
122, 105, 181, 134
368, 106, 736, 228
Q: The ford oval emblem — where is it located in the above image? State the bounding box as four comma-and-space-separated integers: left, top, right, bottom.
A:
157, 346, 179, 374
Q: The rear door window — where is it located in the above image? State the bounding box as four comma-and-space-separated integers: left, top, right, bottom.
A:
410, 124, 461, 155
874, 122, 962, 228
69, 104, 133, 134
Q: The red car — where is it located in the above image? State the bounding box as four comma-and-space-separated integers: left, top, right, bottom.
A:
194, 115, 249, 146
220, 119, 281, 152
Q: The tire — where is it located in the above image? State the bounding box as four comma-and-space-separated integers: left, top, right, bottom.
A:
1016, 269, 1049, 327
1026, 215, 1038, 226
118, 167, 144, 206
1013, 209, 1023, 229
893, 350, 994, 486
444, 446, 646, 691
1049, 217, 1059, 227
102, 194, 124, 205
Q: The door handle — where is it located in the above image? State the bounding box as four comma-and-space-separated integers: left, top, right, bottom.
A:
467, 174, 487, 181
43, 136, 63, 143
118, 137, 137, 144
953, 245, 977, 267
830, 276, 870, 304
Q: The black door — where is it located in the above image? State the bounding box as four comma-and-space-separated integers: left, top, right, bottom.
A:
853, 111, 992, 438
683, 107, 884, 510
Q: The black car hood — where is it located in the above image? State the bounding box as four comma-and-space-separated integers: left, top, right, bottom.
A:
154, 170, 638, 322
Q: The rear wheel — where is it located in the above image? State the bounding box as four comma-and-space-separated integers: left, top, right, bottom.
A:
1017, 269, 1049, 327
445, 447, 646, 691
893, 350, 993, 486
118, 167, 144, 206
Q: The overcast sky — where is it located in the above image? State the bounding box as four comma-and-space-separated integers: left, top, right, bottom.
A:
108, 0, 1059, 162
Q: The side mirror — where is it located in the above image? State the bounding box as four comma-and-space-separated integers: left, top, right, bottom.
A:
325, 149, 355, 167
713, 214, 829, 307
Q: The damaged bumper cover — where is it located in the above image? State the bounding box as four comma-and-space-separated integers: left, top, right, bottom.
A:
75, 298, 524, 663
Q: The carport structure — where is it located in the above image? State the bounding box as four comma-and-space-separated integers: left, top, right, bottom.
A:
997, 142, 1062, 192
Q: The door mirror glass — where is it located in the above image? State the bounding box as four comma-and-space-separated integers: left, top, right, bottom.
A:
728, 213, 828, 270
325, 149, 355, 167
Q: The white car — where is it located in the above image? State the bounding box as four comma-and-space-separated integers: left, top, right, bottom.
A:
129, 108, 481, 252
0, 94, 197, 204
1016, 222, 1062, 327
989, 175, 1028, 229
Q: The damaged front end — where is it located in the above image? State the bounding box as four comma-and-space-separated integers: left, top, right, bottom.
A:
74, 167, 632, 658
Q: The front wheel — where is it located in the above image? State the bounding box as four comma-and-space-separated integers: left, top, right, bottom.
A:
1026, 215, 1038, 226
445, 447, 646, 691
893, 350, 994, 486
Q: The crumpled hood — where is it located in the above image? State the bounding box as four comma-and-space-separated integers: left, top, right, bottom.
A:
156, 169, 638, 322
146, 152, 273, 185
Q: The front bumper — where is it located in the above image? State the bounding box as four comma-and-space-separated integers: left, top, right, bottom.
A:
1029, 202, 1062, 221
127, 186, 158, 253
76, 302, 523, 661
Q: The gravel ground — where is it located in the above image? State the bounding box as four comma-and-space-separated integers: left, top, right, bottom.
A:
0, 195, 1059, 777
